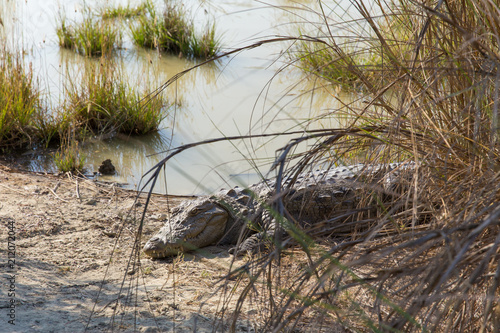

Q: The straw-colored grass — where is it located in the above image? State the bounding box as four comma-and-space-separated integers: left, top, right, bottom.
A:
229, 0, 500, 331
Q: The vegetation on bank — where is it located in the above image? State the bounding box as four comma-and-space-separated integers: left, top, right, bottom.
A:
0, 51, 45, 148
0, 52, 168, 173
0, 2, 176, 172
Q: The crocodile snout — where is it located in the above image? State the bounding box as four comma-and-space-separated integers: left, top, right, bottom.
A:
143, 199, 230, 259
143, 236, 181, 258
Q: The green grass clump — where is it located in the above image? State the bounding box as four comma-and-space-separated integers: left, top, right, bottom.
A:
53, 141, 85, 173
130, 2, 220, 58
131, 2, 191, 54
119, 94, 167, 135
293, 13, 416, 88
0, 51, 43, 148
56, 14, 121, 57
99, 1, 148, 19
295, 40, 362, 86
0, 50, 79, 149
65, 59, 168, 136
31, 108, 72, 147
190, 22, 220, 59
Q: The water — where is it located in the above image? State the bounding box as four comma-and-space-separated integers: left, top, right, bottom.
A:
2, 0, 361, 195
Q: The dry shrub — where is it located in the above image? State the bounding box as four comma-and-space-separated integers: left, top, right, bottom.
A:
220, 0, 500, 331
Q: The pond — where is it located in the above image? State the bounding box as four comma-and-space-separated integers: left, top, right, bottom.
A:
3, 0, 359, 195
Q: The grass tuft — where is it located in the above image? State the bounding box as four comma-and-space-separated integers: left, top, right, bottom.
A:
190, 22, 220, 59
294, 40, 362, 86
56, 12, 121, 57
52, 140, 85, 173
99, 1, 148, 19
64, 58, 168, 136
130, 1, 220, 58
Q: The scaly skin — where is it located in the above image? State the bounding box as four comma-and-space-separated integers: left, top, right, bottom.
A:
143, 163, 413, 258
143, 199, 230, 258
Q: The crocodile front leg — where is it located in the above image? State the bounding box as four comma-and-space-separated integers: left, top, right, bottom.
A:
229, 210, 282, 256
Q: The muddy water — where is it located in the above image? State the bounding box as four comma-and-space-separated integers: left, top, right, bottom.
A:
4, 0, 361, 195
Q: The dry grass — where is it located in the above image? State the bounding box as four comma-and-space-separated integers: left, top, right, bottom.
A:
219, 0, 500, 331
98, 0, 500, 331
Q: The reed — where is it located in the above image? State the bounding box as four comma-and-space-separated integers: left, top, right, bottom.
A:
233, 0, 500, 331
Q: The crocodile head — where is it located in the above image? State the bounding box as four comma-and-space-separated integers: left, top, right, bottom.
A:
143, 198, 229, 258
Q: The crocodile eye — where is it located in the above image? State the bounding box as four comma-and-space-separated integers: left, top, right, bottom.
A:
189, 208, 200, 216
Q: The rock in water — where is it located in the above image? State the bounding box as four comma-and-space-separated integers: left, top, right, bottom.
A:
98, 159, 116, 175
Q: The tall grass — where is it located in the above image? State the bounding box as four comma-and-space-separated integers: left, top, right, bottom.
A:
220, 0, 500, 331
0, 49, 166, 151
133, 0, 499, 332
0, 51, 43, 148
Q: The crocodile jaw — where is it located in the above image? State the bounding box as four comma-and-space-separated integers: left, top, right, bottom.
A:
143, 200, 229, 258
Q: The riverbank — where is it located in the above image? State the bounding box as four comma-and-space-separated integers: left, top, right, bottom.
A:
0, 165, 264, 332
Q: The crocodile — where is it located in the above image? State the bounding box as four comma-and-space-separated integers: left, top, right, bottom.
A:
143, 162, 414, 258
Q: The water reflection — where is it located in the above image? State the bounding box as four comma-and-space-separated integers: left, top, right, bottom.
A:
5, 0, 365, 195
